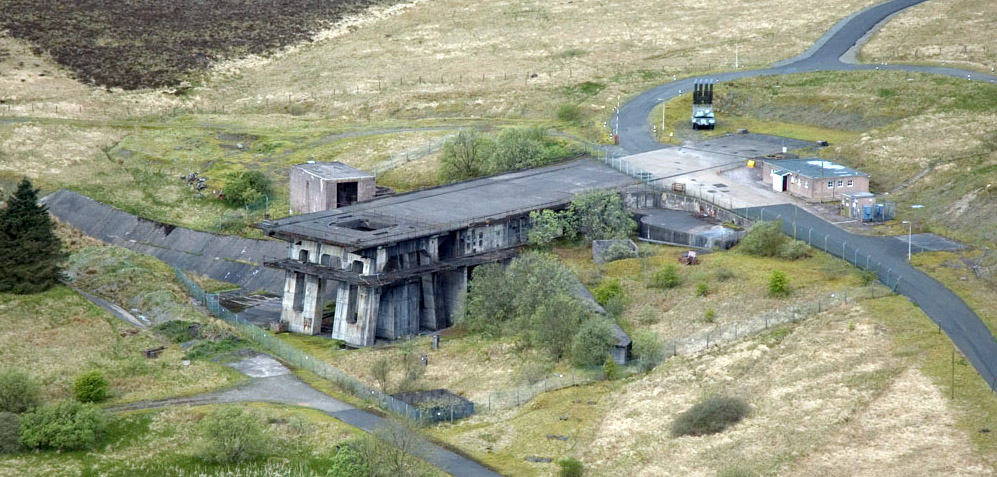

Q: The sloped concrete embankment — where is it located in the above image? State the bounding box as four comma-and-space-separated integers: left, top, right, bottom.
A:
43, 189, 286, 294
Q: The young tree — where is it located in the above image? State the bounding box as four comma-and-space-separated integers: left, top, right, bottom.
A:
462, 263, 515, 336
437, 131, 494, 182
565, 190, 636, 242
737, 220, 785, 257
492, 127, 547, 171
371, 357, 392, 394
0, 178, 65, 294
769, 270, 790, 297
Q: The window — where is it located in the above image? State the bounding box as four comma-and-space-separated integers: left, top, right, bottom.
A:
827, 181, 834, 188
804, 180, 809, 189
847, 179, 854, 187
837, 180, 843, 187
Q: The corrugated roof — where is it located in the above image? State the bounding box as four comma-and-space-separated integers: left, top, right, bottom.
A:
766, 158, 868, 179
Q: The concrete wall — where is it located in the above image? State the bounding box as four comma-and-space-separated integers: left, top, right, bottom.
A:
43, 190, 286, 294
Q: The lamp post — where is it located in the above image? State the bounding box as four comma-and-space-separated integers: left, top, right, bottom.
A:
656, 98, 666, 141
902, 220, 912, 262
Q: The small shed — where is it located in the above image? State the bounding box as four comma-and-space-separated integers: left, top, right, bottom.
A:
290, 162, 375, 214
762, 158, 869, 202
841, 192, 876, 219
610, 323, 632, 365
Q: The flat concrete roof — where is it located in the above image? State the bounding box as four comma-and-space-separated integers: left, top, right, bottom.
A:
294, 161, 374, 180
264, 159, 638, 249
767, 158, 868, 179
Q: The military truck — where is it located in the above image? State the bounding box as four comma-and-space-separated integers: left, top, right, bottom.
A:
691, 81, 715, 130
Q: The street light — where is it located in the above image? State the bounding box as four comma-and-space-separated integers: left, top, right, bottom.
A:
902, 220, 912, 262
656, 98, 666, 141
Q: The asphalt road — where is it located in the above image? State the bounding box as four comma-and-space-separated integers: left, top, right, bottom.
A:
616, 0, 997, 390
616, 0, 997, 155
740, 205, 997, 390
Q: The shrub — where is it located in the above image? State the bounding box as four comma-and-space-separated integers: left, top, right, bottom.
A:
603, 295, 625, 318
0, 412, 20, 454
0, 368, 40, 414
565, 191, 636, 242
328, 440, 370, 476
19, 400, 106, 451
704, 307, 716, 323
632, 331, 664, 372
572, 318, 617, 367
438, 131, 495, 182
222, 170, 273, 207
671, 396, 750, 437
695, 282, 709, 297
558, 457, 585, 477
73, 370, 109, 403
603, 354, 621, 381
777, 240, 811, 260
528, 209, 565, 249
858, 270, 879, 286
196, 406, 271, 464
556, 103, 583, 123
154, 320, 199, 343
768, 271, 790, 297
652, 264, 682, 289
738, 221, 785, 257
593, 278, 624, 306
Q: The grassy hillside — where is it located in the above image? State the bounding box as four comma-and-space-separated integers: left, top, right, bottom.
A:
860, 0, 997, 74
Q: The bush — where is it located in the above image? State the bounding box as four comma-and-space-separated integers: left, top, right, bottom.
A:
592, 278, 624, 306
438, 131, 495, 182
768, 271, 790, 297
154, 320, 199, 343
603, 295, 625, 318
695, 282, 709, 297
558, 457, 584, 477
0, 368, 40, 414
671, 396, 750, 437
196, 406, 271, 464
738, 221, 785, 257
565, 191, 636, 242
777, 240, 811, 260
704, 307, 716, 323
858, 270, 878, 286
571, 318, 617, 367
632, 331, 664, 371
73, 370, 109, 403
603, 354, 621, 380
652, 264, 682, 289
0, 412, 21, 454
556, 103, 583, 124
371, 357, 392, 394
19, 400, 106, 451
222, 170, 273, 207
328, 439, 371, 476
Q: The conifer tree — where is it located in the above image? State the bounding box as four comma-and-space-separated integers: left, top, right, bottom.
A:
0, 179, 64, 293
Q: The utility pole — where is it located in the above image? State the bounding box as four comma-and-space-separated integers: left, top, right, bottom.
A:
902, 220, 912, 261
735, 43, 739, 69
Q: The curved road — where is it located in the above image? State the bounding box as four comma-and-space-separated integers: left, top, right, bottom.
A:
616, 0, 997, 389
617, 0, 997, 155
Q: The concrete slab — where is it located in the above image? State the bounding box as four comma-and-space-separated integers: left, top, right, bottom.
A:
227, 354, 291, 378
897, 233, 967, 253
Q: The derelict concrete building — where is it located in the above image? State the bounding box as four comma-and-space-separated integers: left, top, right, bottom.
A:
262, 160, 637, 347
290, 162, 376, 214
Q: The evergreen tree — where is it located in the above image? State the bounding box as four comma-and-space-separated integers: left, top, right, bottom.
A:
0, 179, 65, 293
